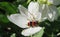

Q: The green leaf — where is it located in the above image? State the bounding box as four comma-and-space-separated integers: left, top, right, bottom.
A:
1, 15, 9, 23
57, 7, 60, 16
0, 2, 17, 14
0, 14, 9, 23
33, 27, 45, 37
10, 33, 16, 37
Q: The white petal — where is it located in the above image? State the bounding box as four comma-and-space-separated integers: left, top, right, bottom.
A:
35, 4, 47, 22
36, 12, 42, 22
21, 27, 42, 36
57, 33, 60, 36
35, 4, 43, 22
28, 2, 39, 13
41, 4, 48, 21
53, 0, 60, 5
48, 0, 60, 5
18, 5, 28, 17
47, 5, 58, 21
7, 14, 29, 28
48, 0, 54, 4
48, 13, 52, 19
28, 2, 40, 20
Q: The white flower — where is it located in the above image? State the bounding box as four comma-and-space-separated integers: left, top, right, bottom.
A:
38, 0, 58, 21
47, 0, 60, 5
38, 0, 60, 5
57, 33, 60, 36
7, 2, 45, 36
40, 4, 58, 21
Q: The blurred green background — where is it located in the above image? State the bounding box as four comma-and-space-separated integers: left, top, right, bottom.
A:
0, 0, 60, 37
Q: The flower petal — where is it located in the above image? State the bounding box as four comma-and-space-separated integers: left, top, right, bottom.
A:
57, 33, 60, 36
18, 5, 28, 17
36, 12, 42, 22
21, 27, 42, 36
53, 0, 60, 5
41, 4, 48, 21
48, 0, 60, 5
35, 4, 42, 22
28, 2, 40, 20
28, 2, 39, 13
7, 14, 29, 28
47, 5, 58, 21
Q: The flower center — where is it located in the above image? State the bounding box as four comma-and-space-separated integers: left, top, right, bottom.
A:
28, 21, 38, 27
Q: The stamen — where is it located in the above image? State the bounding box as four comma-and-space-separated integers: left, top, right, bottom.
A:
32, 21, 36, 27
28, 21, 38, 27
28, 22, 30, 26
30, 22, 32, 26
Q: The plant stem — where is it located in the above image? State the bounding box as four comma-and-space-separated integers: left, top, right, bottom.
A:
27, 0, 31, 4
31, 35, 33, 37
34, 0, 35, 2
